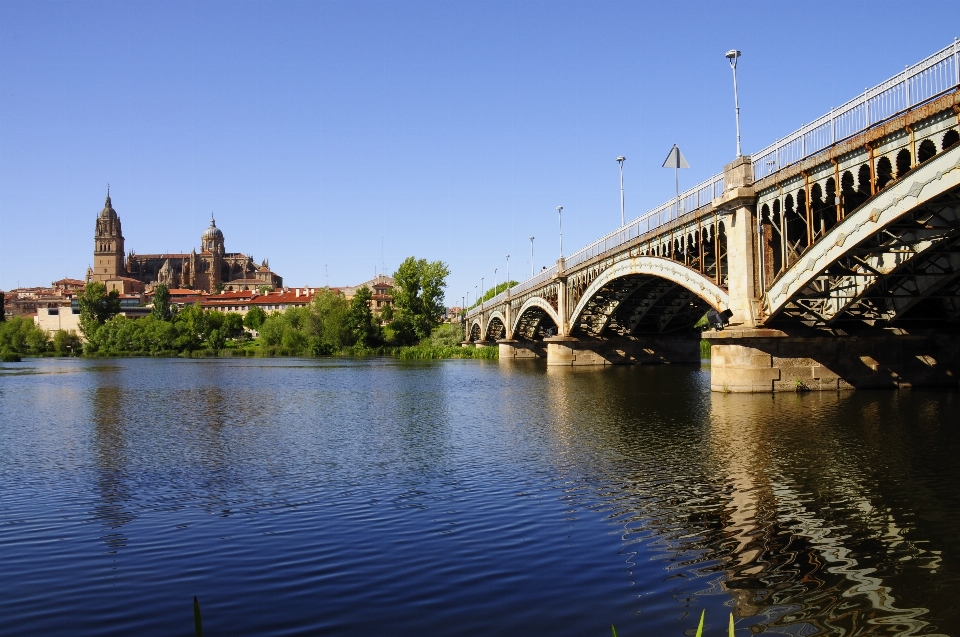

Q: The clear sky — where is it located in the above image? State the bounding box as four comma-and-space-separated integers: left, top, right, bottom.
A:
1, 0, 957, 301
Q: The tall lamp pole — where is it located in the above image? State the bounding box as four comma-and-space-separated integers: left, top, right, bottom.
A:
616, 156, 626, 227
505, 255, 510, 291
556, 206, 563, 258
529, 237, 535, 277
494, 268, 498, 298
726, 49, 742, 157
480, 277, 484, 311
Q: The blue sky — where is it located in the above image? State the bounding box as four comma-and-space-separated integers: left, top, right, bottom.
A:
1, 0, 957, 301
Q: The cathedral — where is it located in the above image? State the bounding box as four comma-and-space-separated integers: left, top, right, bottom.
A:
86, 190, 283, 294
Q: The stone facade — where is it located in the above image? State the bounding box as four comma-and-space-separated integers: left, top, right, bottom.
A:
85, 192, 282, 294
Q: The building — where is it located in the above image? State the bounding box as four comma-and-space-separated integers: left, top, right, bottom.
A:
200, 288, 320, 316
3, 284, 77, 318
341, 274, 395, 317
85, 190, 282, 294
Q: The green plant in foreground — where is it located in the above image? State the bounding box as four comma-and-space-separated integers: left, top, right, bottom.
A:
193, 596, 203, 637
612, 610, 736, 636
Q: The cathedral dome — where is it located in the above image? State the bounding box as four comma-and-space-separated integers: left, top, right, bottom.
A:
202, 215, 224, 242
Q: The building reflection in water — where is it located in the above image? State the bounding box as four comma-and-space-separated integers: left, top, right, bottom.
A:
90, 373, 135, 553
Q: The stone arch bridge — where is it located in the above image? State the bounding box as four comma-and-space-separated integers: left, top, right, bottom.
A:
465, 42, 960, 391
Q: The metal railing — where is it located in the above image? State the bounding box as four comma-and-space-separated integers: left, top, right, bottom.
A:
468, 39, 960, 318
753, 40, 959, 179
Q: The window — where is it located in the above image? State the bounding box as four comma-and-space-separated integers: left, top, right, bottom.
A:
47, 308, 59, 315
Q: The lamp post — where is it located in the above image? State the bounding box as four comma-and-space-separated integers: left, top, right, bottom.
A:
616, 156, 626, 227
529, 237, 535, 277
505, 255, 510, 292
494, 268, 498, 298
725, 49, 743, 157
480, 277, 484, 311
556, 206, 563, 258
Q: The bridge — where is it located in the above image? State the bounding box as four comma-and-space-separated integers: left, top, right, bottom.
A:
464, 41, 960, 392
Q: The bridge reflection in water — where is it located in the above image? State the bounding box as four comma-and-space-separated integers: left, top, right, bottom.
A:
520, 363, 960, 634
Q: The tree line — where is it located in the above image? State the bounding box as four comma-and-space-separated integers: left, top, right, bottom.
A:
0, 256, 465, 360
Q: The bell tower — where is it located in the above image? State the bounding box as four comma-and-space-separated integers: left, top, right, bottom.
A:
92, 187, 125, 283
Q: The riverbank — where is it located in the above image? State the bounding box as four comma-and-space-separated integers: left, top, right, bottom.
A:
58, 343, 500, 360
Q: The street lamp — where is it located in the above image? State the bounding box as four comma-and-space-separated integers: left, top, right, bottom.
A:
494, 268, 498, 298
725, 49, 743, 157
505, 255, 510, 291
557, 206, 563, 258
616, 156, 626, 227
529, 237, 535, 277
480, 277, 484, 310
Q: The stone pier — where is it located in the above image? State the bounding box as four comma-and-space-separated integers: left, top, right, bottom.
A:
704, 328, 960, 392
545, 336, 701, 366
497, 339, 546, 359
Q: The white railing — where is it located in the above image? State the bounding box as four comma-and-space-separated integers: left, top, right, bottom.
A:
468, 39, 960, 318
753, 40, 959, 179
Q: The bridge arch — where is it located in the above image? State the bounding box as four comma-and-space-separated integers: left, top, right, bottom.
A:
511, 297, 561, 340
569, 257, 729, 338
765, 145, 960, 325
484, 311, 507, 341
468, 319, 483, 342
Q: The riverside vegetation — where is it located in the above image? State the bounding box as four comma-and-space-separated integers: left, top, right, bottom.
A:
0, 257, 497, 361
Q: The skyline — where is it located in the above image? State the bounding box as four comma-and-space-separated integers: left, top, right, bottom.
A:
1, 1, 958, 299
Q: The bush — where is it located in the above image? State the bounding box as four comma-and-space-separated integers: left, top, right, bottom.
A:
0, 316, 50, 356
52, 330, 82, 356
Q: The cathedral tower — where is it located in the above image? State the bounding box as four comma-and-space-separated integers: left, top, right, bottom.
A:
91, 189, 125, 283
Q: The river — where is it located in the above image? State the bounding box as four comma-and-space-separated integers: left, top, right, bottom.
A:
1, 357, 958, 636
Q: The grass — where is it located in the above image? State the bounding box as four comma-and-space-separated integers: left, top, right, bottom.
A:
700, 339, 711, 358
612, 610, 738, 636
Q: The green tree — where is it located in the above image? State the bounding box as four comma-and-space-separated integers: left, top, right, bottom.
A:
78, 282, 121, 341
52, 329, 82, 356
244, 305, 267, 330
222, 312, 244, 339
348, 286, 380, 347
392, 257, 450, 343
151, 283, 172, 321
306, 288, 352, 353
207, 328, 226, 353
173, 303, 209, 351
0, 316, 50, 355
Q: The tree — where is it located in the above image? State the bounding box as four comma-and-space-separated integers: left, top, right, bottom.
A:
244, 305, 267, 330
222, 312, 244, 339
392, 257, 450, 343
207, 328, 226, 353
173, 303, 209, 351
0, 316, 50, 355
348, 286, 380, 347
52, 330, 82, 356
78, 282, 122, 341
307, 288, 352, 353
151, 283, 172, 321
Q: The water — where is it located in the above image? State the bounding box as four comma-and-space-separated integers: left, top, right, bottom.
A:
1, 357, 958, 636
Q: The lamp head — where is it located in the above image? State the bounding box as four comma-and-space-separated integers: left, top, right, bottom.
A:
556, 206, 563, 212
616, 156, 626, 162
725, 49, 741, 68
